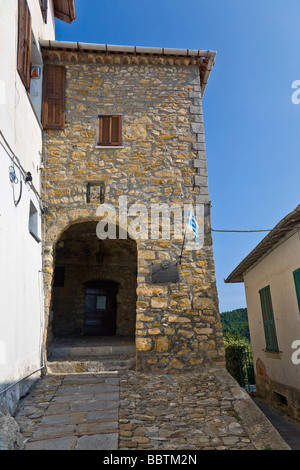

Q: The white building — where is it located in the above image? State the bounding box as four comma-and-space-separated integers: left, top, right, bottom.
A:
0, 0, 75, 414
226, 205, 300, 420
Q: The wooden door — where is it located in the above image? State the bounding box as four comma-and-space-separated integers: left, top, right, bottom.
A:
84, 282, 118, 336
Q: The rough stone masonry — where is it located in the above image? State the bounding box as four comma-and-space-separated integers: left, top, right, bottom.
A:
41, 46, 225, 372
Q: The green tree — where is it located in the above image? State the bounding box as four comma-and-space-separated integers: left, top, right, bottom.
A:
220, 309, 255, 387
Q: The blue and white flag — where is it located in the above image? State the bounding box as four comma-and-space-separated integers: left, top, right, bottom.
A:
186, 209, 200, 243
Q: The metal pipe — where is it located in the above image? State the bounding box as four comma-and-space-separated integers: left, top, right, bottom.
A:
0, 367, 45, 396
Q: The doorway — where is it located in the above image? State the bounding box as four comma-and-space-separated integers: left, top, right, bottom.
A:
50, 221, 137, 339
84, 281, 118, 336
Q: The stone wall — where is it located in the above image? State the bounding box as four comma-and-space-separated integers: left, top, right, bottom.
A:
41, 48, 225, 372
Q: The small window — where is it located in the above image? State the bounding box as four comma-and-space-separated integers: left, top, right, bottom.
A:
17, 0, 32, 90
39, 0, 48, 22
259, 285, 279, 352
29, 201, 41, 242
98, 115, 122, 146
53, 267, 65, 287
293, 268, 300, 313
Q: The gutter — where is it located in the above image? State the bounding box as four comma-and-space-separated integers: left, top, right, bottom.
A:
40, 40, 216, 59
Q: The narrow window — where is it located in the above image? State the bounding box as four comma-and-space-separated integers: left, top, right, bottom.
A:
39, 0, 48, 23
259, 285, 279, 352
98, 115, 122, 146
293, 268, 300, 312
53, 267, 65, 287
42, 64, 66, 129
17, 0, 32, 90
29, 201, 41, 242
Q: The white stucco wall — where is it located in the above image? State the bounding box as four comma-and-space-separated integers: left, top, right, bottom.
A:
0, 0, 56, 412
243, 231, 300, 392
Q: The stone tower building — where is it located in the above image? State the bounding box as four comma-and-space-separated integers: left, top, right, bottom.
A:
40, 41, 225, 372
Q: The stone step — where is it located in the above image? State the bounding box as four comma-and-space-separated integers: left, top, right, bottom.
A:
46, 355, 136, 374
48, 344, 136, 360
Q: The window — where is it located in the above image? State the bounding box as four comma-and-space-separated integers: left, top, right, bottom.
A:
293, 268, 300, 312
39, 0, 48, 22
53, 267, 65, 287
29, 201, 41, 242
17, 0, 32, 90
259, 285, 279, 352
98, 115, 122, 146
42, 64, 66, 129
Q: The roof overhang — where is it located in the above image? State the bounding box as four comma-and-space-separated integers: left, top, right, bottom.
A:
225, 204, 300, 283
53, 0, 76, 24
40, 40, 216, 96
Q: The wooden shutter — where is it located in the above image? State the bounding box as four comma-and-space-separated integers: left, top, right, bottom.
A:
98, 116, 122, 145
259, 286, 279, 352
42, 64, 66, 129
293, 268, 300, 312
17, 0, 32, 90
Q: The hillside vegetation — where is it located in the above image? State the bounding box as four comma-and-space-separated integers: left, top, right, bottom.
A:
220, 307, 250, 340
220, 308, 255, 386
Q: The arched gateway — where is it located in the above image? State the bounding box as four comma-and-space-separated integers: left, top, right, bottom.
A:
44, 214, 137, 363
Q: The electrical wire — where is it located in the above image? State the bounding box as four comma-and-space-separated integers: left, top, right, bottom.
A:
212, 228, 300, 233
0, 131, 43, 210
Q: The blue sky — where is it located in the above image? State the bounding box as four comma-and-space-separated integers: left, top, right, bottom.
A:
56, 0, 300, 312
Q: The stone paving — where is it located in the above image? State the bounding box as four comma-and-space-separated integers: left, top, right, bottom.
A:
14, 367, 291, 451
15, 372, 120, 450
118, 370, 254, 450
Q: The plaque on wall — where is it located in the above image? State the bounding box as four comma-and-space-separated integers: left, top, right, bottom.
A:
151, 261, 180, 283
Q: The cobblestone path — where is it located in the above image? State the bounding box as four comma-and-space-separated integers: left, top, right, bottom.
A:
118, 370, 254, 450
14, 367, 290, 450
15, 373, 120, 450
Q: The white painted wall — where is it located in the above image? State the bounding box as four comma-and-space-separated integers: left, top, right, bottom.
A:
243, 231, 300, 391
0, 0, 55, 412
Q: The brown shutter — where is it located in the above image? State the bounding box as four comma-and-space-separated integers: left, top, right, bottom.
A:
111, 116, 121, 145
42, 64, 66, 129
100, 116, 111, 144
98, 116, 122, 145
17, 0, 32, 90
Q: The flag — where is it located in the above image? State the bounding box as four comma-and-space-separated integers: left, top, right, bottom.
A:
186, 209, 199, 243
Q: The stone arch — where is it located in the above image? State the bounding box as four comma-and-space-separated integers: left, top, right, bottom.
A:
43, 209, 138, 354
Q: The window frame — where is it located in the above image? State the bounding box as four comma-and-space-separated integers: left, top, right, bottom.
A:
98, 115, 122, 146
293, 267, 300, 313
29, 200, 41, 243
17, 0, 32, 90
259, 285, 279, 352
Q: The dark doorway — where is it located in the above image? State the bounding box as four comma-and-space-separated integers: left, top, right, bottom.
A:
51, 221, 137, 338
84, 281, 118, 336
